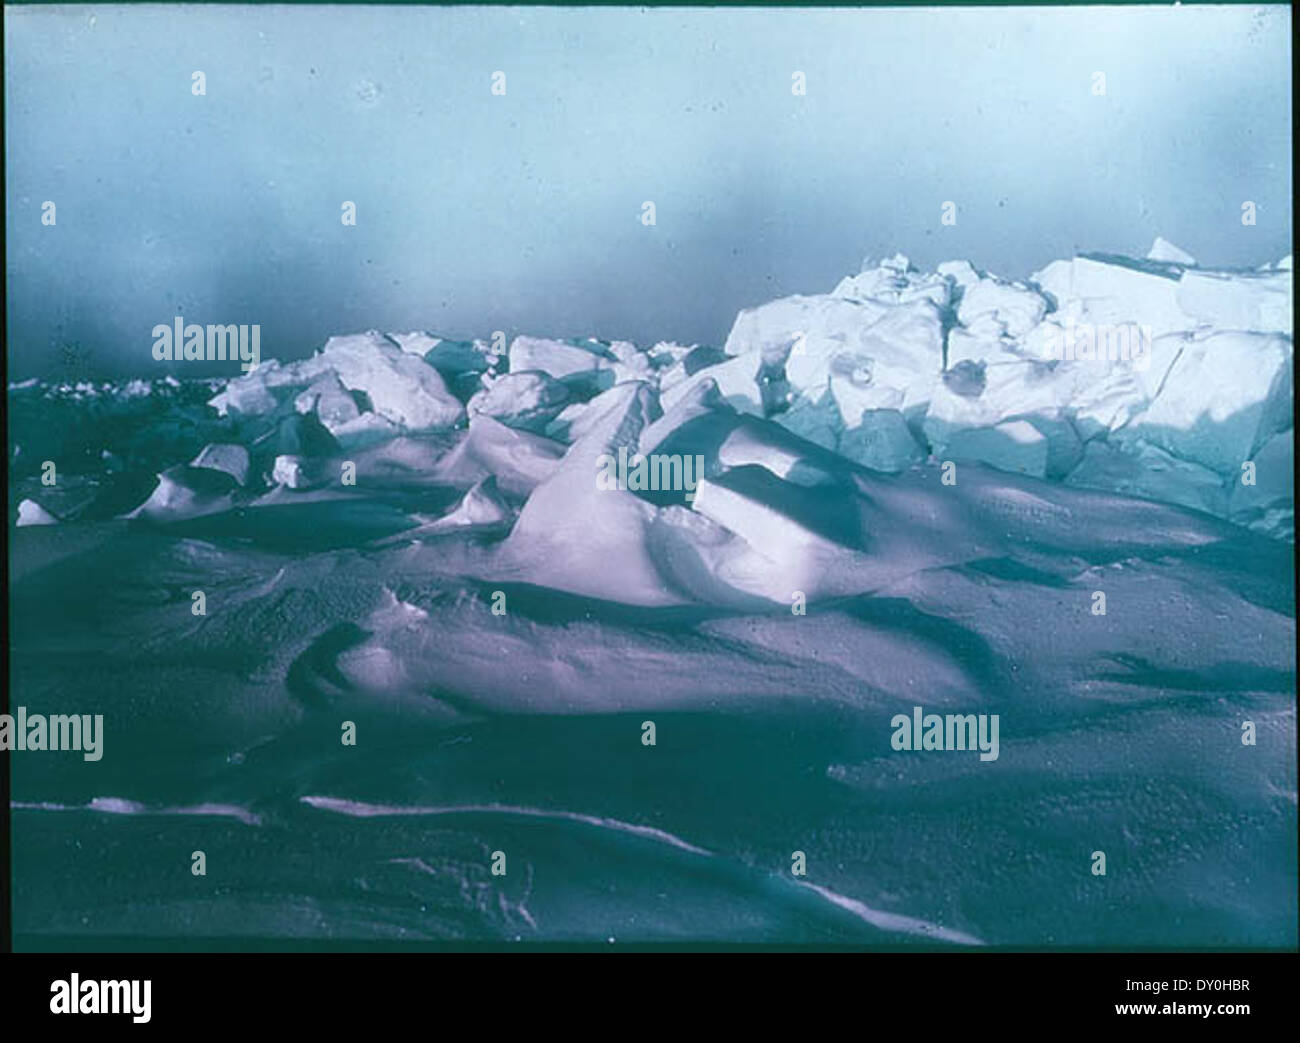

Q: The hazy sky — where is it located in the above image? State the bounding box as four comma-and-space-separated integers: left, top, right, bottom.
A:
5, 4, 1292, 379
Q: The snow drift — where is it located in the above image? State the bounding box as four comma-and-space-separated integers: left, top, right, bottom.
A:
7, 240, 1294, 947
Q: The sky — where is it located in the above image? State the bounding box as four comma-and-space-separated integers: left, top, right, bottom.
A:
4, 3, 1293, 379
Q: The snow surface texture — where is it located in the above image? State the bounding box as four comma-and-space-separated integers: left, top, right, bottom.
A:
7, 242, 1295, 946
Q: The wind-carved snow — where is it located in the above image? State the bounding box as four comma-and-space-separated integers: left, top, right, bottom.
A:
6, 241, 1294, 946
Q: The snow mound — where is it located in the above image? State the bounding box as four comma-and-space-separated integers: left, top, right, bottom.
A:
430, 415, 565, 499
431, 475, 512, 532
375, 477, 513, 544
16, 499, 59, 526
190, 443, 251, 486
124, 465, 239, 523
496, 381, 683, 606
